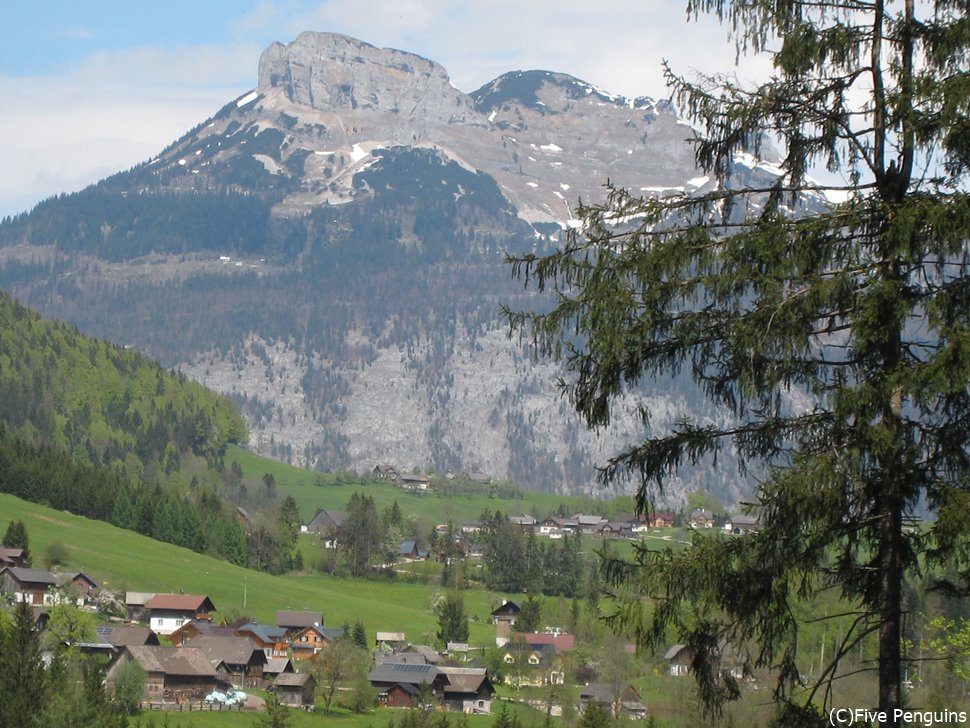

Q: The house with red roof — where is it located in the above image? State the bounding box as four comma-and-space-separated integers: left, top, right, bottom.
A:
145, 594, 216, 635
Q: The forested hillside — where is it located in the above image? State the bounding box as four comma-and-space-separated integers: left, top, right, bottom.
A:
0, 290, 246, 478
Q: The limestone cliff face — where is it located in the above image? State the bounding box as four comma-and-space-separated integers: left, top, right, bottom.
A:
258, 32, 478, 124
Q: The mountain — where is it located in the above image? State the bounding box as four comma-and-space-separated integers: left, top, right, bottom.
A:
0, 32, 789, 506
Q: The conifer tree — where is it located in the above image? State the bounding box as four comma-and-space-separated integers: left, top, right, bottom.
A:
0, 600, 45, 728
2, 519, 31, 565
508, 0, 969, 722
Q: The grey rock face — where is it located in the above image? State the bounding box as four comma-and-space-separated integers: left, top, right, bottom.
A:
258, 32, 478, 123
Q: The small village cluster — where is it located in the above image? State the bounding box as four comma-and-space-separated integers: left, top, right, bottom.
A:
1, 540, 671, 717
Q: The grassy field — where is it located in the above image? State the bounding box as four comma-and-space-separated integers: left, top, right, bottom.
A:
128, 699, 547, 728
0, 493, 508, 644
224, 445, 629, 526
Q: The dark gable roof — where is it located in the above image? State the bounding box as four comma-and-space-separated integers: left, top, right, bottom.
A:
490, 601, 521, 616
124, 646, 217, 677
184, 635, 267, 666
439, 667, 492, 695
96, 625, 160, 647
273, 672, 315, 688
369, 662, 441, 686
276, 610, 323, 629
1, 567, 58, 585
146, 594, 215, 612
306, 509, 345, 531
237, 622, 288, 643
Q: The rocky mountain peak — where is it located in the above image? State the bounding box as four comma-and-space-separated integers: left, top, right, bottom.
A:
257, 31, 477, 123
472, 69, 641, 114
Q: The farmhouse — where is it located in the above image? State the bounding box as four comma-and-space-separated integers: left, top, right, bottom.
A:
369, 662, 447, 708
183, 634, 268, 689
663, 644, 695, 677
688, 509, 716, 529
580, 683, 647, 719
439, 667, 494, 713
145, 594, 216, 635
490, 600, 521, 625
107, 645, 221, 704
0, 567, 58, 605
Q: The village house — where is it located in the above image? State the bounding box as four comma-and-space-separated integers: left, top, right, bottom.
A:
580, 683, 647, 720
95, 624, 161, 650
289, 623, 345, 660
107, 645, 222, 704
368, 662, 448, 708
54, 571, 98, 604
664, 644, 696, 676
646, 512, 675, 529
169, 620, 236, 647
302, 509, 345, 543
125, 592, 155, 623
725, 513, 761, 535
276, 610, 324, 636
572, 514, 608, 533
0, 547, 27, 568
375, 631, 408, 651
373, 464, 398, 479
0, 566, 58, 605
396, 473, 431, 491
271, 672, 317, 709
183, 634, 268, 689
688, 509, 716, 529
145, 594, 216, 635
263, 656, 296, 683
507, 514, 537, 530
236, 622, 290, 658
439, 667, 494, 714
490, 600, 521, 626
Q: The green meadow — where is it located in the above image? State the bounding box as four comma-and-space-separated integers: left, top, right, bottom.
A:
224, 445, 631, 526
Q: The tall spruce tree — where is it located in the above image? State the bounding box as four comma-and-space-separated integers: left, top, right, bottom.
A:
507, 0, 969, 723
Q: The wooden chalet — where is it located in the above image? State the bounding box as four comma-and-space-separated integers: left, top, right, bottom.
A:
290, 623, 345, 660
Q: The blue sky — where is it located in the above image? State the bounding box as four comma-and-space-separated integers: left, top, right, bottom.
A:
0, 1, 770, 218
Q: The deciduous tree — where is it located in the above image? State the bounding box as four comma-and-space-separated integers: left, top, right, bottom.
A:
507, 0, 970, 723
